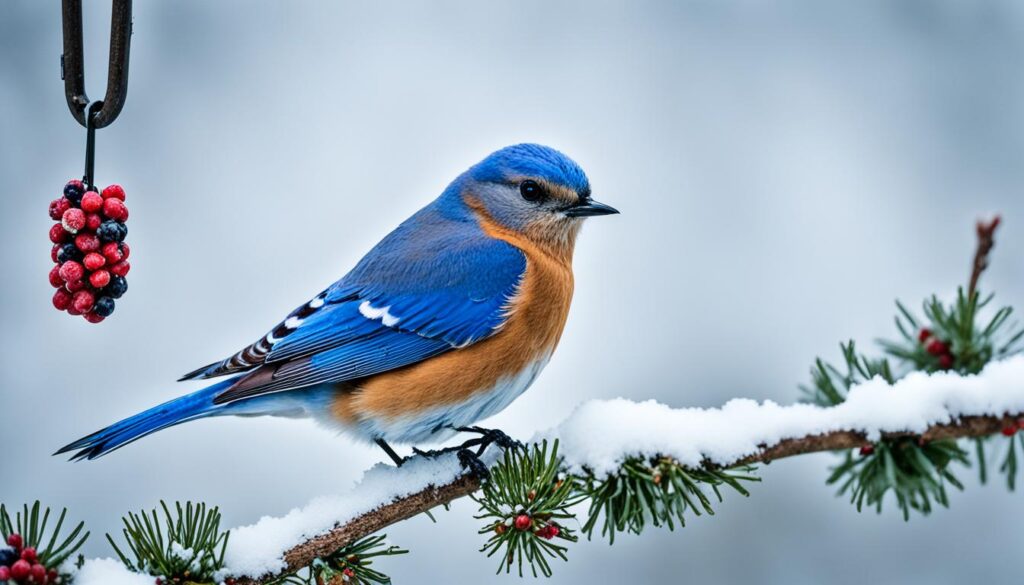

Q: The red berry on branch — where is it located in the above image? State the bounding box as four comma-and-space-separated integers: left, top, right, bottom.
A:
1002, 426, 1017, 437
494, 523, 507, 535
343, 568, 355, 578
86, 212, 103, 231
917, 328, 932, 343
7, 533, 23, 549
20, 547, 37, 563
101, 184, 126, 200
548, 525, 560, 538
513, 514, 531, 531
925, 339, 948, 356
75, 232, 101, 253
89, 269, 111, 289
49, 265, 64, 288
102, 198, 129, 221
81, 191, 104, 213
49, 198, 71, 220
110, 260, 131, 277
59, 261, 84, 283
72, 290, 95, 313
53, 289, 73, 310
10, 559, 30, 580
65, 279, 87, 293
859, 444, 874, 456
84, 252, 107, 271
31, 562, 47, 584
83, 311, 105, 324
101, 242, 124, 263
938, 354, 954, 370
0, 566, 9, 580
49, 223, 68, 244
62, 208, 86, 233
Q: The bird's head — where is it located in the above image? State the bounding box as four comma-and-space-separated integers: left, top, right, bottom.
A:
452, 144, 618, 251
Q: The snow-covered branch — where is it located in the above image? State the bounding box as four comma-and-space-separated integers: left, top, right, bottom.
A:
209, 356, 1024, 584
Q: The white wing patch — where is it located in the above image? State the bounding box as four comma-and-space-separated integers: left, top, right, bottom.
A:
358, 300, 401, 327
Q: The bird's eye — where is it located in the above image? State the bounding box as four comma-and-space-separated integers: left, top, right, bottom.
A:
519, 180, 546, 202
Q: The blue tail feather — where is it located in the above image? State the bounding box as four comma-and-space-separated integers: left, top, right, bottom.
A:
55, 379, 237, 461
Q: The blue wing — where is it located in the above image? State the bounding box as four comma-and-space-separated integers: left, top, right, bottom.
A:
182, 203, 526, 404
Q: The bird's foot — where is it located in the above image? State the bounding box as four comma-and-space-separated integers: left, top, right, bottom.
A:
410, 426, 521, 479
451, 426, 523, 455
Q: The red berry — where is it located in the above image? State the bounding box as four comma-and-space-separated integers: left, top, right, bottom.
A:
49, 198, 71, 220
1002, 426, 1017, 437
7, 533, 23, 549
938, 354, 954, 369
53, 288, 73, 310
81, 191, 104, 212
62, 208, 86, 233
30, 562, 47, 584
21, 546, 37, 563
66, 304, 83, 316
75, 232, 100, 253
86, 212, 103, 230
89, 269, 111, 288
120, 241, 131, 260
49, 223, 68, 244
110, 260, 131, 277
1018, 419, 1024, 430
859, 444, 874, 456
917, 328, 932, 343
343, 568, 355, 578
72, 289, 95, 313
48, 569, 59, 581
548, 525, 559, 538
58, 261, 84, 283
101, 184, 126, 200
101, 242, 124, 263
65, 279, 86, 293
49, 265, 64, 288
51, 244, 61, 263
83, 311, 105, 324
102, 198, 129, 221
83, 252, 106, 271
10, 559, 30, 580
513, 514, 531, 531
925, 339, 948, 356
0, 566, 9, 580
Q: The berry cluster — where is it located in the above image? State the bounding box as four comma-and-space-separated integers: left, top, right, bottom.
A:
506, 514, 561, 540
918, 328, 954, 370
48, 180, 130, 322
0, 535, 59, 584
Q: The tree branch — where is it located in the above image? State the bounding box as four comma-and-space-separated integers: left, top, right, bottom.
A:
236, 411, 1021, 584
968, 215, 1001, 298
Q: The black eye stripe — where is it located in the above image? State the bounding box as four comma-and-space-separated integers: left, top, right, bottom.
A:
519, 180, 546, 202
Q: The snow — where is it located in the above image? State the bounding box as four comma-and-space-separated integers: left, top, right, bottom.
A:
545, 355, 1024, 476
73, 558, 154, 585
72, 356, 1024, 583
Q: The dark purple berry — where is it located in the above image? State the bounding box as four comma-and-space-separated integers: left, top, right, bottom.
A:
57, 242, 83, 264
64, 181, 85, 204
93, 296, 115, 317
103, 275, 128, 299
98, 220, 126, 243
0, 546, 18, 566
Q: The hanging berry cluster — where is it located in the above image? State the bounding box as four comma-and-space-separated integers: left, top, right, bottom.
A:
917, 328, 954, 370
0, 535, 59, 585
47, 180, 130, 323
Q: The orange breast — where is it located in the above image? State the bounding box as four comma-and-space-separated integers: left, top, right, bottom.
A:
330, 201, 575, 429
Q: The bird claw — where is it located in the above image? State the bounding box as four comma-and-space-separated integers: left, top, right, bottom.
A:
457, 448, 490, 480
453, 426, 523, 455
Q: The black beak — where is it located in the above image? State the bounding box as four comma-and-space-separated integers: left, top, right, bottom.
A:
563, 198, 620, 217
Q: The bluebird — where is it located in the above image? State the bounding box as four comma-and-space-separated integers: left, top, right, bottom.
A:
57, 144, 618, 467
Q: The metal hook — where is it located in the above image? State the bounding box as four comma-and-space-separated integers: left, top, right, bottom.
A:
83, 101, 104, 190
61, 0, 133, 129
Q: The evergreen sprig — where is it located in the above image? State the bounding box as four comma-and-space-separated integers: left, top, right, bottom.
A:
107, 501, 229, 583
473, 440, 582, 577
269, 534, 407, 585
0, 501, 89, 568
579, 458, 758, 543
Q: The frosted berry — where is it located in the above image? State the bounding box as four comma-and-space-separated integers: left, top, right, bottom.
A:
102, 198, 129, 221
104, 275, 128, 299
84, 252, 106, 271
101, 184, 126, 200
10, 559, 30, 580
81, 191, 104, 213
917, 328, 932, 343
86, 212, 103, 230
62, 208, 86, 233
72, 289, 95, 313
513, 514, 531, 531
30, 562, 47, 584
93, 296, 115, 317
925, 339, 948, 356
83, 311, 105, 324
65, 279, 87, 293
49, 223, 68, 244
49, 265, 64, 288
89, 269, 111, 289
53, 289, 73, 311
75, 232, 100, 253
58, 242, 82, 264
59, 261, 84, 283
1002, 426, 1017, 437
49, 198, 71, 220
20, 546, 37, 563
119, 241, 131, 260
102, 241, 124, 263
66, 304, 83, 316
51, 244, 61, 263
110, 260, 131, 277
63, 179, 85, 204
938, 354, 953, 370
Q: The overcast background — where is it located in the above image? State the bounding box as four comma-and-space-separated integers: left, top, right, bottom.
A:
2, 1, 1024, 583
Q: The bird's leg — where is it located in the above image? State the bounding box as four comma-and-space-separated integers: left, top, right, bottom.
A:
452, 426, 523, 455
409, 426, 522, 479
375, 438, 406, 467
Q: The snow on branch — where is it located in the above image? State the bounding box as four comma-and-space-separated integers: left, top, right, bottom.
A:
203, 355, 1024, 584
